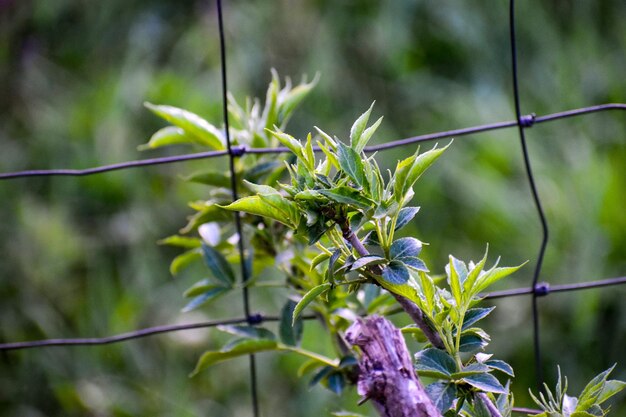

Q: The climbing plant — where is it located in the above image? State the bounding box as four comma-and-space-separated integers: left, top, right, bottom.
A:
142, 74, 624, 417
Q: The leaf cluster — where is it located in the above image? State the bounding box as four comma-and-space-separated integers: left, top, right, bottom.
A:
530, 366, 625, 417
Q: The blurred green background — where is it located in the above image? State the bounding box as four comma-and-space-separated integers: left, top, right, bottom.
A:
1, 0, 625, 416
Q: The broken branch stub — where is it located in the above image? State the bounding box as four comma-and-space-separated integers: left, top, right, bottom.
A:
345, 316, 442, 417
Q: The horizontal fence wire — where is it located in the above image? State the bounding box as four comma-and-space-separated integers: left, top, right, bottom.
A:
0, 104, 624, 180
2, 275, 625, 352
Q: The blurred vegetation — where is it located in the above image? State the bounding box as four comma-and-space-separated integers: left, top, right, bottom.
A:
0, 0, 624, 416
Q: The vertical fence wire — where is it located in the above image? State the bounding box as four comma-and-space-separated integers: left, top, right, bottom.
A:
509, 0, 550, 390
216, 1, 260, 416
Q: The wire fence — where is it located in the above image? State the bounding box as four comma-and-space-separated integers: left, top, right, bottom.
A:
1, 0, 625, 416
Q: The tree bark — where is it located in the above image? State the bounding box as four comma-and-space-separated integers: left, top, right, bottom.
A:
345, 315, 442, 417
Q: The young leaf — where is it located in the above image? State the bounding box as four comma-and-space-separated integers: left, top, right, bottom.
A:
576, 365, 617, 412
258, 193, 300, 226
415, 348, 457, 379
191, 338, 278, 376
447, 255, 463, 306
462, 373, 507, 394
381, 261, 410, 285
202, 244, 235, 286
144, 103, 224, 150
358, 116, 383, 152
280, 299, 303, 346
278, 74, 319, 126
463, 248, 488, 293
138, 126, 196, 150
219, 196, 297, 228
350, 102, 374, 153
337, 142, 368, 189
403, 143, 450, 196
318, 187, 374, 210
292, 283, 332, 324
268, 129, 303, 158
474, 264, 524, 294
390, 237, 423, 259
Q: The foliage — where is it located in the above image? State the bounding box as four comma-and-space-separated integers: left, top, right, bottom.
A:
530, 366, 625, 417
141, 72, 625, 416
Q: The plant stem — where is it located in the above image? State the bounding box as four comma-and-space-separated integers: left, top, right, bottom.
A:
339, 222, 445, 350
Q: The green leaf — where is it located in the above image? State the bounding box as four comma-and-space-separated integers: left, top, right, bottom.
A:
597, 380, 626, 405
185, 170, 232, 187
576, 365, 616, 411
182, 286, 230, 312
292, 283, 332, 324
350, 102, 375, 153
390, 237, 423, 259
138, 126, 197, 150
462, 307, 496, 330
393, 153, 417, 202
337, 142, 368, 189
258, 193, 300, 226
403, 143, 450, 195
394, 206, 420, 231
144, 103, 224, 150
415, 348, 457, 379
170, 248, 202, 275
158, 235, 202, 249
183, 280, 222, 298
475, 263, 524, 294
447, 255, 463, 306
425, 382, 457, 413
268, 129, 303, 157
464, 249, 488, 294
318, 187, 374, 210
381, 261, 410, 285
351, 255, 386, 271
219, 196, 296, 228
485, 360, 514, 377
217, 325, 276, 340
202, 244, 235, 286
280, 299, 303, 346
191, 338, 278, 376
358, 116, 383, 152
462, 373, 507, 394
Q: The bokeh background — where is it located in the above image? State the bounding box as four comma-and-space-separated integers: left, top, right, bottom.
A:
1, 1, 625, 416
